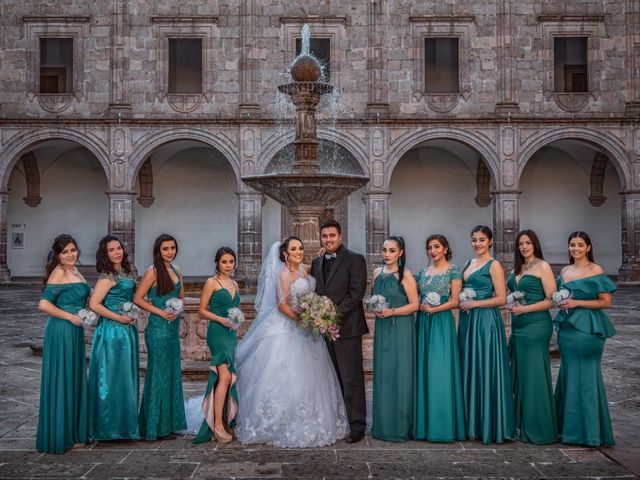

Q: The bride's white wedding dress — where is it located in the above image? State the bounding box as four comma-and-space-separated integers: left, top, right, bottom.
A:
234, 242, 349, 448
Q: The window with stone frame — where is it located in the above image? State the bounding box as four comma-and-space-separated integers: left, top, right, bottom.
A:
295, 37, 331, 80
554, 37, 588, 93
39, 38, 74, 94
168, 38, 203, 94
424, 37, 459, 94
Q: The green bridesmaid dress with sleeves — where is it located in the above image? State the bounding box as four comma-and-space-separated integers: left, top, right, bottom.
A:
193, 282, 241, 443
414, 265, 465, 442
506, 272, 557, 444
36, 282, 90, 453
554, 273, 616, 446
138, 266, 187, 439
458, 260, 515, 444
371, 271, 416, 442
88, 273, 140, 440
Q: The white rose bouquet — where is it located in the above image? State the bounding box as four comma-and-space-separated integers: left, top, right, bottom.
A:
366, 294, 389, 314
121, 301, 143, 322
423, 292, 442, 307
165, 298, 184, 315
227, 307, 245, 331
458, 287, 477, 305
77, 308, 99, 327
506, 290, 526, 309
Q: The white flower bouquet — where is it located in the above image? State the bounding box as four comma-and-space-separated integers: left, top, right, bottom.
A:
227, 307, 245, 331
77, 308, 99, 327
121, 301, 143, 321
506, 290, 526, 308
552, 288, 572, 307
423, 292, 442, 307
294, 292, 340, 341
165, 298, 184, 315
458, 287, 477, 305
366, 294, 389, 313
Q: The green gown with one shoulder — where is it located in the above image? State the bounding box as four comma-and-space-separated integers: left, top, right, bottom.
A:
554, 273, 616, 446
138, 266, 187, 439
36, 282, 90, 453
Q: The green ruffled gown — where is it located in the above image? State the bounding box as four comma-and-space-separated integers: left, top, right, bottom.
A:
458, 260, 515, 443
371, 271, 416, 442
506, 273, 557, 444
88, 274, 139, 440
554, 273, 617, 446
414, 266, 465, 442
138, 268, 187, 439
36, 283, 90, 453
193, 285, 240, 443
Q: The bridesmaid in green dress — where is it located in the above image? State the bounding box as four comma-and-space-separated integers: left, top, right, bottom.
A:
88, 235, 139, 441
554, 231, 616, 446
134, 234, 187, 440
36, 234, 89, 453
458, 225, 515, 444
193, 247, 240, 444
370, 236, 419, 442
506, 229, 557, 444
414, 234, 465, 442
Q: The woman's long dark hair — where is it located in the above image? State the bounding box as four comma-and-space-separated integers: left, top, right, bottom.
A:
568, 231, 595, 263
426, 234, 452, 261
153, 234, 178, 295
95, 235, 132, 276
42, 234, 79, 289
215, 246, 237, 273
386, 236, 407, 285
279, 236, 303, 263
514, 229, 545, 274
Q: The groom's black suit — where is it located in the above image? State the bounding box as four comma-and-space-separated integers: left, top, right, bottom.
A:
311, 244, 368, 435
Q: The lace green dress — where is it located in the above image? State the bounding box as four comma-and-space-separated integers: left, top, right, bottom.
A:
458, 260, 515, 443
506, 272, 556, 444
88, 273, 139, 440
138, 266, 187, 439
193, 282, 240, 443
36, 282, 90, 453
371, 270, 416, 442
554, 273, 617, 446
414, 265, 465, 442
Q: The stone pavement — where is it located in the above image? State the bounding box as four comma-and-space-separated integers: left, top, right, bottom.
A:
0, 285, 638, 479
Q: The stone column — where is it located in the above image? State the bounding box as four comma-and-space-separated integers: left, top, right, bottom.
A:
108, 192, 136, 270
364, 191, 390, 274
109, 0, 132, 115
0, 191, 10, 283
619, 191, 640, 283
237, 189, 263, 291
492, 190, 520, 272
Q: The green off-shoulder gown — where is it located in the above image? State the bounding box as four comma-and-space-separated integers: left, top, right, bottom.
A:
506, 272, 556, 444
193, 285, 240, 443
138, 267, 187, 439
414, 266, 465, 442
88, 274, 139, 440
554, 273, 617, 446
458, 260, 515, 443
37, 282, 90, 453
371, 271, 416, 442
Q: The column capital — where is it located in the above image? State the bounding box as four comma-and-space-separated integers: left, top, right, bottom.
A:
106, 190, 137, 198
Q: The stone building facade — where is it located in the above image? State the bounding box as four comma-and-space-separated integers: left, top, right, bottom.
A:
0, 0, 639, 286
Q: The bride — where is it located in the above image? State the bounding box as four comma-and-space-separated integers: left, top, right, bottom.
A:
234, 237, 349, 448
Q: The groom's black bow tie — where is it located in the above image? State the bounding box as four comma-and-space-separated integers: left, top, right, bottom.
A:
324, 253, 337, 260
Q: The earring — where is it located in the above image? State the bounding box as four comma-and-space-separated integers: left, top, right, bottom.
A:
398, 258, 403, 267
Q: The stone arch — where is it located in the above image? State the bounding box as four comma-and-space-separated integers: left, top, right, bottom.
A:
127, 128, 240, 191
517, 127, 631, 191
385, 128, 501, 190
0, 128, 111, 189
257, 129, 370, 176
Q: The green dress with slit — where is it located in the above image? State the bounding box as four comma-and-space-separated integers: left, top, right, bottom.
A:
193, 284, 241, 443
506, 272, 556, 444
36, 282, 90, 453
554, 273, 616, 446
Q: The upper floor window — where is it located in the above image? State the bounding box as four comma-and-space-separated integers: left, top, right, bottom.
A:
40, 38, 73, 94
554, 37, 588, 92
168, 38, 203, 94
295, 37, 331, 80
425, 38, 459, 94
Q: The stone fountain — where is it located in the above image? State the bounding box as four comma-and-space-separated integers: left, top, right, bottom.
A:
242, 25, 369, 260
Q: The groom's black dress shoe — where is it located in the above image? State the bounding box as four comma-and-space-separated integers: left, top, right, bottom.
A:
345, 432, 364, 444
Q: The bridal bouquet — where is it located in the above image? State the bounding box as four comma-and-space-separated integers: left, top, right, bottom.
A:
227, 307, 245, 331
294, 292, 340, 341
77, 308, 99, 327
506, 290, 526, 308
458, 287, 477, 305
366, 294, 389, 313
423, 292, 442, 307
552, 288, 572, 307
121, 301, 143, 322
165, 298, 184, 315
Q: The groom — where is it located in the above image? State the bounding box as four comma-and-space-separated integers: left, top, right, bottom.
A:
311, 219, 368, 443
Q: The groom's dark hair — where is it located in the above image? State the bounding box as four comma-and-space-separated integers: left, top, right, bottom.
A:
320, 219, 342, 235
